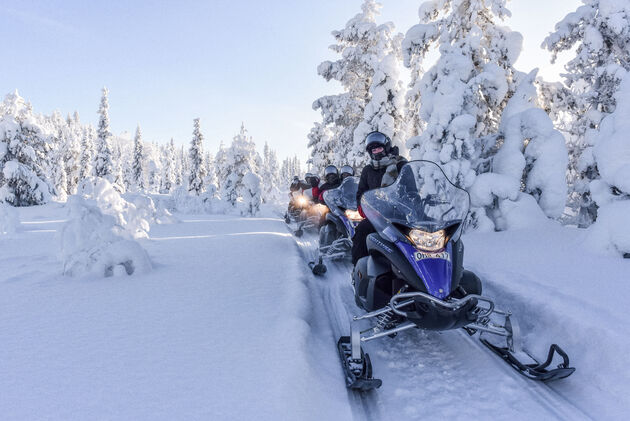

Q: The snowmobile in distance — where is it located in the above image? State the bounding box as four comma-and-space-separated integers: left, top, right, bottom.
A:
309, 176, 363, 275
284, 189, 324, 237
338, 160, 575, 391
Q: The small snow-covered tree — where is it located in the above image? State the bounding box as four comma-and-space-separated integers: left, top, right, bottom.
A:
214, 140, 228, 190
79, 125, 95, 181
587, 73, 630, 256
93, 87, 114, 180
0, 92, 51, 206
261, 142, 281, 203
469, 70, 569, 230
160, 138, 176, 193
132, 125, 145, 191
542, 1, 630, 226
221, 123, 262, 212
188, 118, 206, 195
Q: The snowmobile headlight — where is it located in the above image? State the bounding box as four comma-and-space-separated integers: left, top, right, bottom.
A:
296, 196, 309, 207
313, 204, 329, 215
408, 229, 446, 252
344, 209, 364, 221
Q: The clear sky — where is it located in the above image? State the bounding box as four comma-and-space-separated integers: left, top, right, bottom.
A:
1, 0, 581, 162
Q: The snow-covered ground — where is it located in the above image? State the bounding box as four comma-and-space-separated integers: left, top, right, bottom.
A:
1, 204, 628, 420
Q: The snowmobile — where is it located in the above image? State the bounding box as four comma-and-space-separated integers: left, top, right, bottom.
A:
309, 176, 363, 275
284, 191, 322, 237
338, 160, 575, 391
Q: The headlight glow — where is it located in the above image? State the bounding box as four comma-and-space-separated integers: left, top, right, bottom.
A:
296, 196, 309, 207
313, 204, 329, 215
344, 209, 364, 221
408, 229, 447, 252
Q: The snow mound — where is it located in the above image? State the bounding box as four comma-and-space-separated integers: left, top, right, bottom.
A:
77, 177, 151, 239
124, 192, 179, 225
60, 196, 151, 277
171, 185, 226, 215
0, 202, 19, 235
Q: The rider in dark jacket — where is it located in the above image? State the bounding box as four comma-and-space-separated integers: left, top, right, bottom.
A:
316, 165, 341, 204
352, 131, 407, 265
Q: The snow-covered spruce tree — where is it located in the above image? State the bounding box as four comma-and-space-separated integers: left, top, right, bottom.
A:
145, 142, 161, 193
307, 122, 336, 173
188, 118, 206, 195
160, 138, 176, 193
542, 1, 630, 226
470, 70, 569, 230
214, 140, 228, 190
586, 73, 630, 256
221, 123, 262, 214
93, 87, 114, 180
79, 125, 95, 181
352, 37, 406, 168
64, 112, 82, 195
261, 142, 281, 203
132, 125, 145, 191
311, 0, 401, 169
50, 126, 69, 200
203, 151, 218, 190
112, 143, 126, 193
402, 0, 522, 190
401, 0, 559, 231
0, 92, 51, 206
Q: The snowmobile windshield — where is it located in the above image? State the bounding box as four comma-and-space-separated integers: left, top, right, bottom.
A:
362, 161, 470, 232
323, 176, 359, 211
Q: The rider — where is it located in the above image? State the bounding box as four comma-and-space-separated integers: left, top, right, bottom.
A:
303, 172, 321, 200
340, 165, 354, 180
352, 131, 407, 265
316, 165, 341, 203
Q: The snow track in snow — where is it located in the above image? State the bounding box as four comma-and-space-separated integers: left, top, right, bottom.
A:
290, 225, 593, 420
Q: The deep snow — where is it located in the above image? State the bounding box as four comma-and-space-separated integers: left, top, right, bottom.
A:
0, 204, 351, 421
1, 204, 629, 420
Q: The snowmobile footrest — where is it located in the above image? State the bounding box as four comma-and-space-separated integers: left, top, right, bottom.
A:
480, 339, 575, 382
337, 336, 382, 391
308, 258, 327, 276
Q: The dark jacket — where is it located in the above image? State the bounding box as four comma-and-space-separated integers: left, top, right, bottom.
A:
356, 159, 407, 205
317, 180, 341, 203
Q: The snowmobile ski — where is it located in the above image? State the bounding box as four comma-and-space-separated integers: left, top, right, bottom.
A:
309, 257, 327, 276
337, 336, 382, 391
480, 339, 575, 382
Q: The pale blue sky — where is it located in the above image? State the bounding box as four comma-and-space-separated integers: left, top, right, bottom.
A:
1, 0, 580, 161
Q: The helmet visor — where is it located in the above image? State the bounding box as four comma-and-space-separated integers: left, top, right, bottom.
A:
365, 132, 390, 149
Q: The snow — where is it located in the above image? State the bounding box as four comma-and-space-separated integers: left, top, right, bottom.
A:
1, 205, 352, 420
60, 196, 152, 277
2, 203, 630, 419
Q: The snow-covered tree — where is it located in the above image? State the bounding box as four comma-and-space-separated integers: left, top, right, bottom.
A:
542, 1, 630, 226
188, 118, 206, 195
93, 87, 114, 180
221, 123, 262, 212
586, 73, 630, 256
112, 143, 125, 193
352, 37, 405, 168
132, 125, 145, 191
469, 70, 569, 230
261, 142, 281, 203
307, 122, 336, 173
0, 92, 51, 206
79, 125, 95, 181
402, 0, 522, 192
160, 138, 176, 193
311, 0, 402, 169
214, 140, 228, 190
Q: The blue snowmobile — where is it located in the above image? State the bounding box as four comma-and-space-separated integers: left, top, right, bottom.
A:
339, 160, 575, 391
309, 176, 364, 275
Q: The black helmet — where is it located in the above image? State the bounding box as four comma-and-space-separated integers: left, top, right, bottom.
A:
365, 131, 391, 161
324, 165, 339, 184
304, 172, 314, 181
309, 174, 320, 187
340, 165, 354, 179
